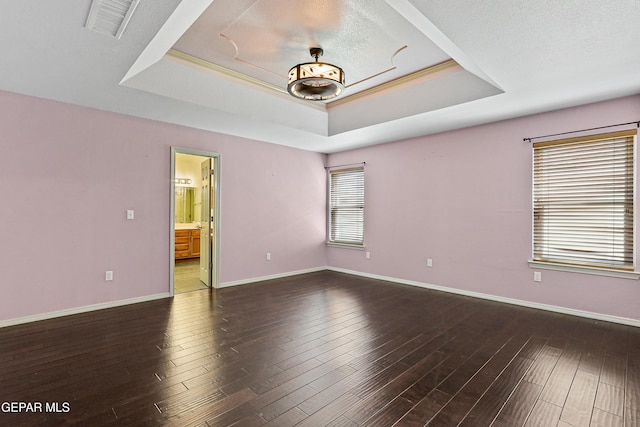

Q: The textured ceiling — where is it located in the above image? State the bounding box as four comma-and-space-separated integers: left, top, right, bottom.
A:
172, 0, 452, 95
0, 0, 638, 153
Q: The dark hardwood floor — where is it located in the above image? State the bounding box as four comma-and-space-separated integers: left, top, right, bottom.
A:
1, 271, 639, 426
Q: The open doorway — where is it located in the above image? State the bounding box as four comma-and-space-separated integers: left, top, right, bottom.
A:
170, 148, 220, 295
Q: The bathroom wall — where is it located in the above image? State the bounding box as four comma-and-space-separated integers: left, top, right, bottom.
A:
175, 153, 205, 223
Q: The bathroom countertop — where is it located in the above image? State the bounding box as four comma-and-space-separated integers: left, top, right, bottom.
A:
175, 223, 200, 230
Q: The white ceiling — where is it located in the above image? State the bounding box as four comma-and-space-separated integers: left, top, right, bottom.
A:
1, 0, 639, 153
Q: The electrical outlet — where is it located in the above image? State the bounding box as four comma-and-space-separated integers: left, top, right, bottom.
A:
266, 253, 271, 261
365, 252, 371, 259
105, 271, 113, 281
126, 210, 134, 220
427, 258, 433, 267
534, 271, 542, 282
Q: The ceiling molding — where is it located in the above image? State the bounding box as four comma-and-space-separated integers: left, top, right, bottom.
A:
166, 49, 288, 96
328, 59, 461, 108
167, 49, 462, 110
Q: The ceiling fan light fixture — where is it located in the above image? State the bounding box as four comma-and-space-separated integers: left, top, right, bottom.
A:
287, 47, 345, 101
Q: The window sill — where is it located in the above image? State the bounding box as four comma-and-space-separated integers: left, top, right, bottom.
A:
327, 242, 365, 250
528, 261, 640, 279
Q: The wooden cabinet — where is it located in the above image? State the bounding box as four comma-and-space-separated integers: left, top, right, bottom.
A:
191, 232, 200, 257
175, 229, 200, 259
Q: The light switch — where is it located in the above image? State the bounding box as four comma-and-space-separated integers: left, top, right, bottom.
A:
127, 210, 134, 220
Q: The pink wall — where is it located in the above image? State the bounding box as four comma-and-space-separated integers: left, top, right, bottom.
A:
2, 88, 639, 324
0, 90, 327, 322
327, 94, 640, 321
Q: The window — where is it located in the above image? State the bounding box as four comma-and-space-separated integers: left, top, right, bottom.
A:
532, 130, 636, 272
328, 167, 364, 246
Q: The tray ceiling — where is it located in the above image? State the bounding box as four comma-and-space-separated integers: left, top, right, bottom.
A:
0, 0, 638, 153
172, 0, 452, 95
121, 0, 502, 138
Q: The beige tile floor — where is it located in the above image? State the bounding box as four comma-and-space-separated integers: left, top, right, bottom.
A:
174, 259, 208, 293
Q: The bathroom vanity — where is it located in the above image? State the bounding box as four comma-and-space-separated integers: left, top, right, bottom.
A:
175, 226, 200, 259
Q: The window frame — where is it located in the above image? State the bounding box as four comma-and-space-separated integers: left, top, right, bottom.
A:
327, 166, 365, 248
529, 129, 639, 279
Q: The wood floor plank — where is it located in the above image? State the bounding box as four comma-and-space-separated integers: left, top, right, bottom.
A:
626, 407, 640, 427
255, 385, 317, 421
594, 382, 624, 417
295, 392, 362, 427
168, 387, 257, 427
307, 364, 357, 392
457, 354, 537, 426
0, 270, 638, 426
522, 345, 562, 386
358, 396, 415, 426
600, 355, 626, 389
325, 415, 358, 427
626, 352, 640, 413
200, 401, 263, 427
590, 407, 623, 427
248, 357, 324, 396
539, 355, 581, 407
492, 380, 543, 427
559, 370, 599, 426
395, 389, 451, 426
429, 328, 544, 426
524, 399, 563, 427
262, 407, 307, 427
342, 357, 434, 423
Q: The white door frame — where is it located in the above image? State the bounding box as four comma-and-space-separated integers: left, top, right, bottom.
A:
170, 147, 221, 295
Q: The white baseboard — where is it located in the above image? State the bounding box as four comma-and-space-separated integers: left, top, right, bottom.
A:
328, 267, 640, 328
0, 293, 171, 328
5, 267, 638, 329
0, 267, 324, 327
220, 266, 327, 288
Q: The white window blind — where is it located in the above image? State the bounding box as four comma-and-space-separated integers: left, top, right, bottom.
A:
532, 130, 636, 270
329, 167, 364, 245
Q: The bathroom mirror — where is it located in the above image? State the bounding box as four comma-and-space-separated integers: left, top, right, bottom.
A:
175, 187, 195, 223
